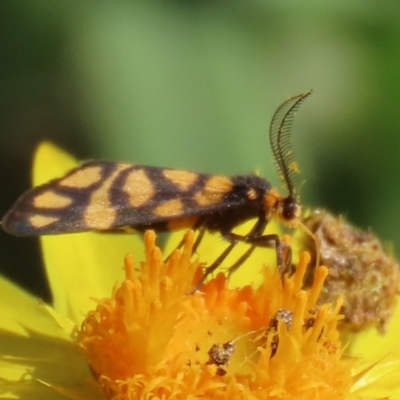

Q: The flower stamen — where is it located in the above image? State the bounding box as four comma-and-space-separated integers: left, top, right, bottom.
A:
79, 230, 352, 399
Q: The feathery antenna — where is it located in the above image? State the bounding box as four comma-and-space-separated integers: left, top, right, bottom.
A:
269, 90, 312, 196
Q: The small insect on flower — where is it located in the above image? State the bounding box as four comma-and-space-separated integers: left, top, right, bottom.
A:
2, 91, 312, 280
206, 340, 236, 376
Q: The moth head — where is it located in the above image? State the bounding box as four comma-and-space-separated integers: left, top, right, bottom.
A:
263, 190, 300, 226
280, 195, 302, 225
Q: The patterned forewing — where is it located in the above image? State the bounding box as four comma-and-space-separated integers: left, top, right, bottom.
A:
109, 166, 237, 226
2, 161, 250, 236
2, 162, 125, 235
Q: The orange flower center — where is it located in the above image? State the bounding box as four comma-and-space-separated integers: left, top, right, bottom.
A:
79, 230, 352, 399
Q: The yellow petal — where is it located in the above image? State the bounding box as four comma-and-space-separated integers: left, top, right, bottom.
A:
0, 274, 72, 338
346, 298, 400, 359
0, 275, 103, 400
33, 142, 144, 324
350, 350, 400, 398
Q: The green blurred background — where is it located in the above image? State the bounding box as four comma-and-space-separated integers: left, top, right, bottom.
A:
1, 1, 400, 301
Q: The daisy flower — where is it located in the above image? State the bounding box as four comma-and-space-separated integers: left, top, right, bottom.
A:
1, 142, 400, 399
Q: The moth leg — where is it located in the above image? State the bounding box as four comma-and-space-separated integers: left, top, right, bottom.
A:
192, 226, 206, 254
191, 219, 292, 292
164, 226, 206, 262
191, 219, 267, 291
223, 231, 292, 277
250, 233, 292, 277
189, 217, 267, 292
189, 241, 236, 293
226, 245, 256, 278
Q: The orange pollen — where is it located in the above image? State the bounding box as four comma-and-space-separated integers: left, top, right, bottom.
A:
264, 188, 281, 210
78, 230, 352, 399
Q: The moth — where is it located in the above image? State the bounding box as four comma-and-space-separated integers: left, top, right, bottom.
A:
2, 91, 312, 277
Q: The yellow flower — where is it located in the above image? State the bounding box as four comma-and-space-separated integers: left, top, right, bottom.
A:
78, 228, 352, 399
1, 142, 400, 399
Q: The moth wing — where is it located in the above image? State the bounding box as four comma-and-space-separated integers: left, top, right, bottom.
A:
2, 162, 240, 236
99, 169, 240, 226
2, 161, 124, 235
